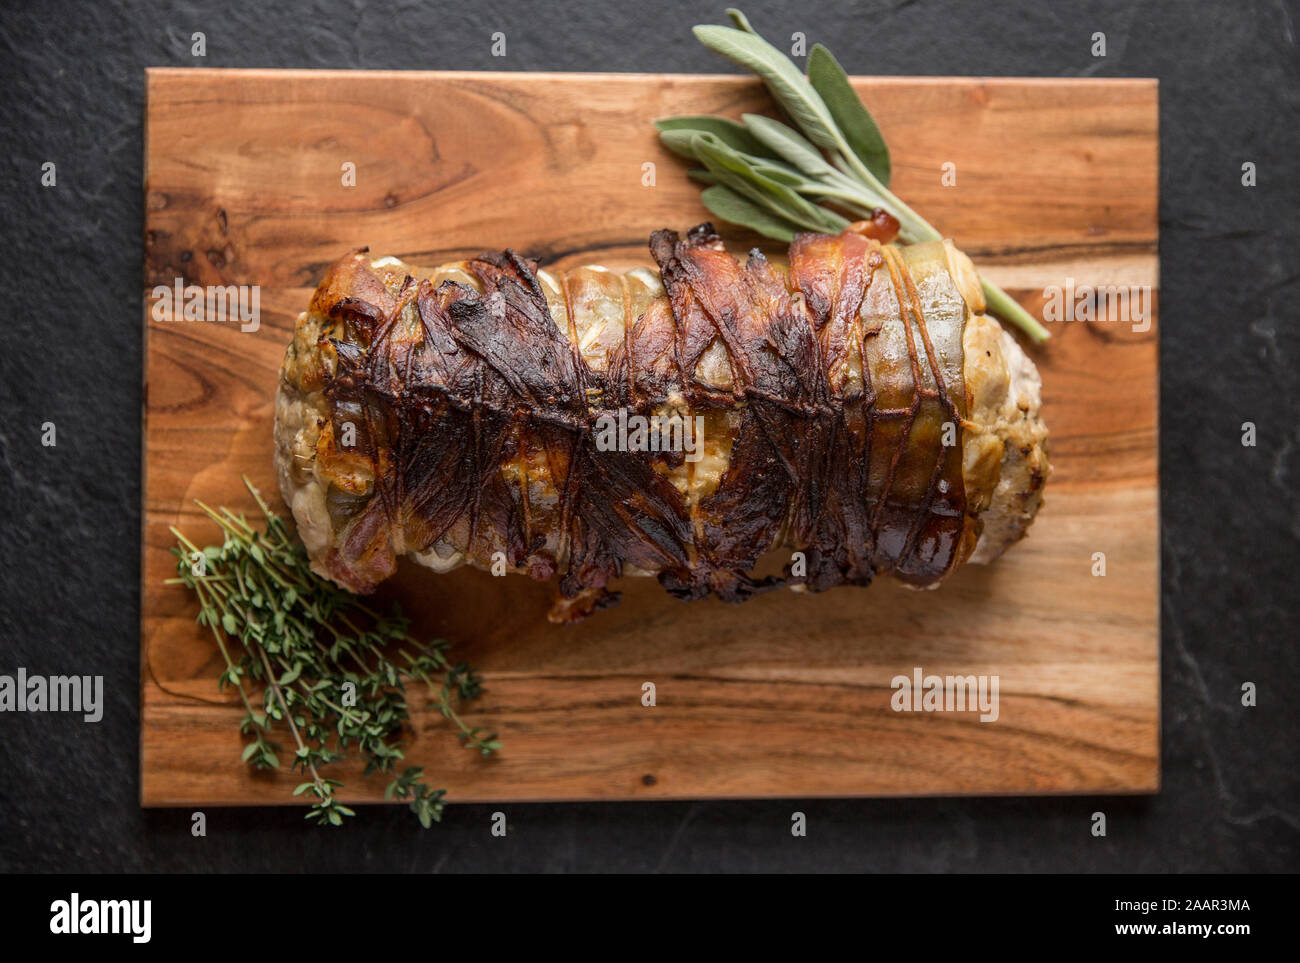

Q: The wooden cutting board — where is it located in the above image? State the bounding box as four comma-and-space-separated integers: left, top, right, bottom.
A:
141, 69, 1159, 806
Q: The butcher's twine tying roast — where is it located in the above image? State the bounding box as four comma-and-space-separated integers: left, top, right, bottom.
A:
275, 223, 1049, 622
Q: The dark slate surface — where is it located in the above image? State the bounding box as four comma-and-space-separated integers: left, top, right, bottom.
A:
0, 0, 1296, 873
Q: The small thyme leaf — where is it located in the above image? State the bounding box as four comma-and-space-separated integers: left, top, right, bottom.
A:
168, 476, 499, 828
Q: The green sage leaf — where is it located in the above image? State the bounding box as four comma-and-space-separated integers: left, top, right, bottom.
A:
693, 132, 848, 233
807, 43, 891, 186
745, 155, 817, 188
740, 113, 839, 179
691, 25, 840, 153
656, 115, 774, 159
699, 185, 800, 242
725, 7, 757, 33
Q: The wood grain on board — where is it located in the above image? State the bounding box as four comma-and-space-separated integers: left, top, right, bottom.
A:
142, 69, 1159, 805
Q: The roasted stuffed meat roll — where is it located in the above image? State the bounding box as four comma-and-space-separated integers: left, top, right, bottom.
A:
274, 223, 1049, 622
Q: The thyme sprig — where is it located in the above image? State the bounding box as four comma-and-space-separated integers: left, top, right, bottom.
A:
165, 477, 500, 828
658, 8, 1050, 343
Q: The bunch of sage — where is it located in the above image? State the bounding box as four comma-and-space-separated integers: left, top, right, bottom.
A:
658, 8, 1049, 343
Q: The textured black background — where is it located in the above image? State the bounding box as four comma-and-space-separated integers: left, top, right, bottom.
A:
1, 0, 1297, 873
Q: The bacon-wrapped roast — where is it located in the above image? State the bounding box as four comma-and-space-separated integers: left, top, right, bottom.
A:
274, 223, 1048, 622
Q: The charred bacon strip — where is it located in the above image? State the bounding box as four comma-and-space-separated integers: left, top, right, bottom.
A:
279, 223, 995, 622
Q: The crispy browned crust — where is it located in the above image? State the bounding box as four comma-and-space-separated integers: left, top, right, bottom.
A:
283, 224, 998, 621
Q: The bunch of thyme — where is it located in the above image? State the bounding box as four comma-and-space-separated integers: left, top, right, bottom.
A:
166, 477, 499, 828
